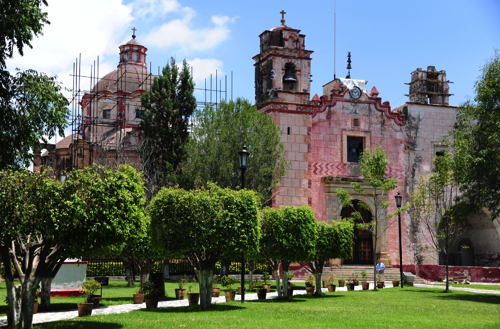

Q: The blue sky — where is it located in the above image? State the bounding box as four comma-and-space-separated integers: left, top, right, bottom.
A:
6, 0, 500, 141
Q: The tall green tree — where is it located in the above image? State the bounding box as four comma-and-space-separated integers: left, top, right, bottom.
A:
450, 51, 500, 220
0, 165, 147, 328
184, 98, 289, 206
303, 220, 354, 295
409, 152, 468, 292
139, 58, 196, 197
260, 206, 316, 298
149, 183, 260, 310
0, 0, 49, 70
336, 147, 397, 290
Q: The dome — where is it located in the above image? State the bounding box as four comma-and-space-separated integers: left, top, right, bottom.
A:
126, 38, 140, 46
92, 66, 152, 94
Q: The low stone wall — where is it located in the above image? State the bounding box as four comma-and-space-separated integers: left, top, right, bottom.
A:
394, 265, 500, 283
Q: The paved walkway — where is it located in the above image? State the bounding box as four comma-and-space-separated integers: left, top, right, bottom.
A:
2, 282, 497, 327
414, 283, 500, 294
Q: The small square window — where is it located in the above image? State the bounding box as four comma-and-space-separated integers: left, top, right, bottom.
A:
136, 109, 146, 119
352, 118, 360, 127
347, 136, 364, 163
103, 109, 111, 119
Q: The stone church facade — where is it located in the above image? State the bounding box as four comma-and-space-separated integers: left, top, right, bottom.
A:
254, 21, 500, 270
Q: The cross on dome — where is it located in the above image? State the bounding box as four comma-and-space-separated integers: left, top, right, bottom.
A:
280, 10, 286, 25
132, 27, 137, 39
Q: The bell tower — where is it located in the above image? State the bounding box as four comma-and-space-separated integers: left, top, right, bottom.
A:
253, 15, 314, 108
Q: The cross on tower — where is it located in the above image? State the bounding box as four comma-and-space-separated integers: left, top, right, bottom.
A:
132, 27, 137, 39
280, 10, 286, 25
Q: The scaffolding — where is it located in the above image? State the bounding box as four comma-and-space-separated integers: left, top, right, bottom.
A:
67, 54, 234, 172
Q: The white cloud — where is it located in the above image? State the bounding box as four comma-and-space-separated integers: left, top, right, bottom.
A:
6, 0, 133, 94
186, 58, 224, 86
128, 0, 181, 18
143, 9, 233, 52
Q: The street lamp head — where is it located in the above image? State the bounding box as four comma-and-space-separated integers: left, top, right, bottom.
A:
395, 191, 402, 208
238, 145, 250, 169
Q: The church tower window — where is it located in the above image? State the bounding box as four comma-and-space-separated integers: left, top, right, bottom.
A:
347, 136, 364, 163
103, 109, 111, 119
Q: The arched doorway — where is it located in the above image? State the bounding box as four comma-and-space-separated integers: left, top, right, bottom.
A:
341, 200, 373, 264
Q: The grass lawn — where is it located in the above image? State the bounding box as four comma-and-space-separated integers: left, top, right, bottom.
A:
427, 283, 500, 291
0, 279, 281, 317
27, 286, 500, 329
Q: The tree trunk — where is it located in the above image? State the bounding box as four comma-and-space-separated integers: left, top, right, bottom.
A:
139, 270, 149, 286
373, 192, 379, 290
248, 270, 254, 289
281, 262, 290, 298
314, 261, 323, 295
164, 260, 169, 279
123, 259, 135, 287
445, 223, 450, 293
21, 277, 39, 329
272, 262, 282, 298
5, 278, 23, 329
198, 269, 213, 309
40, 277, 52, 308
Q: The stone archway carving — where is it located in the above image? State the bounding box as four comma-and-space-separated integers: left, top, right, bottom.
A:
323, 176, 391, 265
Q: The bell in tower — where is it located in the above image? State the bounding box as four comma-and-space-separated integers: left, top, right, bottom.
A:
283, 63, 297, 91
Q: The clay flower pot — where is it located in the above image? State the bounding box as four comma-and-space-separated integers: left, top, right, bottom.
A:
392, 280, 400, 287
238, 286, 246, 295
212, 287, 221, 297
362, 282, 370, 290
33, 301, 39, 314
327, 284, 336, 292
338, 280, 345, 287
346, 283, 355, 291
262, 284, 271, 293
145, 298, 159, 309
305, 285, 314, 294
287, 286, 293, 297
224, 290, 235, 302
133, 293, 144, 304
322, 281, 328, 288
175, 289, 186, 300
257, 288, 267, 300
77, 303, 94, 317
353, 279, 360, 286
87, 295, 101, 308
377, 282, 384, 289
187, 293, 200, 306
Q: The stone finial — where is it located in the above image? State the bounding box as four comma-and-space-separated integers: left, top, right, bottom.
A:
370, 86, 379, 97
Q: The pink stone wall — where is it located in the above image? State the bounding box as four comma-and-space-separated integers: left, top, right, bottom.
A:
399, 265, 500, 283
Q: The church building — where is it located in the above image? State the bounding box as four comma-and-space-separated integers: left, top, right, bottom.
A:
254, 16, 500, 276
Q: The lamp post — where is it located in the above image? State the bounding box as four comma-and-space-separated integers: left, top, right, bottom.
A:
395, 191, 403, 288
238, 145, 250, 303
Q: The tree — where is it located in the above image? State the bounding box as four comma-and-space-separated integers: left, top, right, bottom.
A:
335, 147, 397, 289
260, 206, 316, 298
0, 69, 69, 170
0, 165, 147, 328
139, 57, 196, 197
303, 220, 354, 295
409, 152, 468, 292
0, 0, 49, 70
149, 183, 260, 309
450, 51, 500, 220
184, 98, 289, 206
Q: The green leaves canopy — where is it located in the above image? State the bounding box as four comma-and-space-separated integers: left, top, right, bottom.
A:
315, 220, 354, 261
184, 98, 289, 206
451, 51, 500, 220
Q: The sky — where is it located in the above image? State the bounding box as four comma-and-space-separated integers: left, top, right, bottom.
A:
6, 0, 500, 142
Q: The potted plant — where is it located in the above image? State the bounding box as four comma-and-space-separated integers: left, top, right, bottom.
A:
346, 275, 355, 291
327, 275, 336, 292
142, 281, 161, 309
212, 274, 221, 297
78, 281, 97, 317
187, 278, 200, 306
237, 279, 246, 295
338, 276, 345, 287
353, 273, 359, 286
221, 275, 236, 302
377, 274, 384, 289
79, 279, 101, 308
261, 272, 271, 292
305, 275, 315, 294
392, 279, 400, 287
133, 284, 145, 304
361, 271, 369, 290
254, 278, 267, 300
175, 274, 188, 300
33, 288, 40, 314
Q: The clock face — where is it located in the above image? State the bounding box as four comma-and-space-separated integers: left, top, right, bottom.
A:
350, 86, 362, 100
